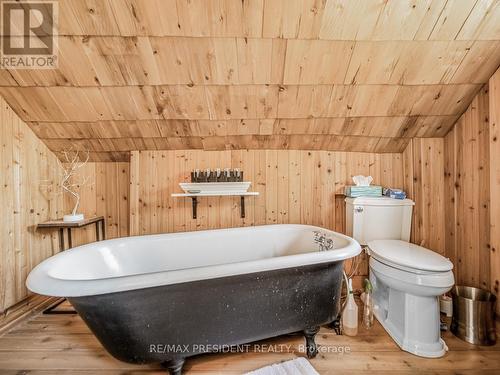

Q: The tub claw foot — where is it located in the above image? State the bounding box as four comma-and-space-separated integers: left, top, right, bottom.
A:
329, 318, 342, 335
161, 358, 185, 375
303, 326, 320, 359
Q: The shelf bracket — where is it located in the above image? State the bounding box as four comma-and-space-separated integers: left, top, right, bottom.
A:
191, 197, 198, 219
189, 196, 245, 219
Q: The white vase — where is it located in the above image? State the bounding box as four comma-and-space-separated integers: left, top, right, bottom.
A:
63, 213, 85, 222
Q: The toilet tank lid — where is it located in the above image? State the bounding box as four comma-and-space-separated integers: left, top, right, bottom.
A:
367, 240, 453, 272
345, 197, 415, 206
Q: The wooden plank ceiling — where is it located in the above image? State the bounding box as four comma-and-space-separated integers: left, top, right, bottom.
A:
1, 0, 499, 161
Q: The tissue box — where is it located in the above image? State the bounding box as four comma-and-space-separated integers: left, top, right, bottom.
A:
345, 185, 382, 197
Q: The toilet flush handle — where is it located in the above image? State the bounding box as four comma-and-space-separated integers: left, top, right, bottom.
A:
354, 206, 364, 213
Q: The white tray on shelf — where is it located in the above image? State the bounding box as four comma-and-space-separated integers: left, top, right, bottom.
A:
178, 182, 252, 195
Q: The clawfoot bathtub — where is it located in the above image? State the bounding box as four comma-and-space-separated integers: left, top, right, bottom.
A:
27, 224, 360, 374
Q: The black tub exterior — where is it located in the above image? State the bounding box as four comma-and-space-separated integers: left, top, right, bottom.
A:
69, 261, 344, 374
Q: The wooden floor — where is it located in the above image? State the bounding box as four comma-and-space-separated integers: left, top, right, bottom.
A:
0, 300, 499, 374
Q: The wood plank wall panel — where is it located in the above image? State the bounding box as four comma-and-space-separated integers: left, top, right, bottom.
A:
413, 138, 446, 255
488, 69, 500, 312
443, 126, 458, 274
63, 163, 130, 247
443, 85, 491, 290
402, 138, 446, 255
0, 97, 63, 313
129, 150, 404, 236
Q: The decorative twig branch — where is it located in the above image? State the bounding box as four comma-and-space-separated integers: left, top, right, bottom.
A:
58, 149, 91, 216
40, 147, 93, 218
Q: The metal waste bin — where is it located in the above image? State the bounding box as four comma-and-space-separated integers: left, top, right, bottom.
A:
451, 286, 496, 345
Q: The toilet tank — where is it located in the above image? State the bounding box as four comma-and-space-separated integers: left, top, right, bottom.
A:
345, 197, 415, 246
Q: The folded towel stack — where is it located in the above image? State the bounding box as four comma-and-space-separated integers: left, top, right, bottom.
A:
345, 185, 382, 197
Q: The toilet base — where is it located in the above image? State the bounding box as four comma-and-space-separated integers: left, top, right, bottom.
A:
370, 261, 451, 358
374, 306, 448, 358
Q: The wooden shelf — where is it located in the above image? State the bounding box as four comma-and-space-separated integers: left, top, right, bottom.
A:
172, 192, 259, 219
171, 192, 259, 197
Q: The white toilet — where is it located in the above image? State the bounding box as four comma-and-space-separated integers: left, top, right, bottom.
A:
345, 197, 454, 358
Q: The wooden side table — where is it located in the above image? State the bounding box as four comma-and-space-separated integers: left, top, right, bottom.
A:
36, 216, 106, 314
37, 216, 106, 251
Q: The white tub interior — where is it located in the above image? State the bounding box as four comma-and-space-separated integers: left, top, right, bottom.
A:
27, 224, 360, 297
49, 225, 351, 280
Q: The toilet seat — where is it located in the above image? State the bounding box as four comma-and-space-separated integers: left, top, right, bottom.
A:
367, 239, 453, 274
370, 257, 455, 289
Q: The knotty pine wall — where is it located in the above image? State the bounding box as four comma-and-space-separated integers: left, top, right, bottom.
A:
441, 67, 500, 314
63, 163, 130, 247
403, 138, 446, 255
490, 68, 500, 314
0, 97, 63, 313
129, 150, 404, 234
444, 85, 490, 291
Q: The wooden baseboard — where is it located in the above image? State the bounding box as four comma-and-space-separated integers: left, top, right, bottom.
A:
0, 294, 57, 335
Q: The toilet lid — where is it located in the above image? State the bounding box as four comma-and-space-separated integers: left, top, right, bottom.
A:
367, 240, 453, 272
